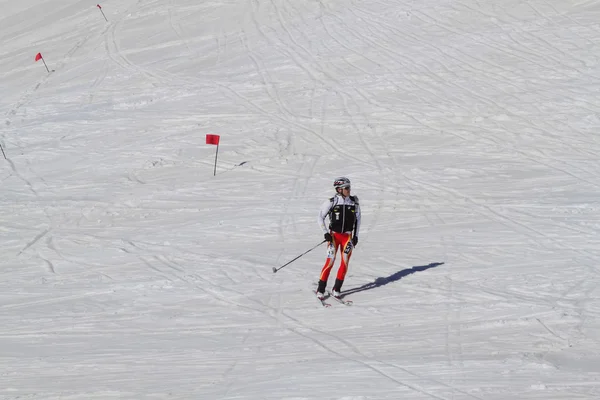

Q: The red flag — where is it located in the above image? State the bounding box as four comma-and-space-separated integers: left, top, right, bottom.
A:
35, 52, 42, 62
206, 134, 220, 145
97, 4, 101, 9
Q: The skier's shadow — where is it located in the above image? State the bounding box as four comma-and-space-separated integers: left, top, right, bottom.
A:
342, 262, 445, 297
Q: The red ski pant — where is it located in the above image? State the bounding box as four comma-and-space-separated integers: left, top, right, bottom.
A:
319, 231, 353, 282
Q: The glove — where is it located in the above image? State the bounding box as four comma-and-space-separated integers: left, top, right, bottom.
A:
324, 233, 333, 242
352, 236, 358, 247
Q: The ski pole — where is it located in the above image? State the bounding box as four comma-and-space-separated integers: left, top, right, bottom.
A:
272, 240, 326, 273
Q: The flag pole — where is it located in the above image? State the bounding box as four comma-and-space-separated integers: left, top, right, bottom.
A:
205, 134, 221, 176
213, 144, 219, 176
97, 4, 108, 21
41, 56, 50, 73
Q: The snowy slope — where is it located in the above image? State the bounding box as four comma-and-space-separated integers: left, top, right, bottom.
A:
2, 0, 600, 398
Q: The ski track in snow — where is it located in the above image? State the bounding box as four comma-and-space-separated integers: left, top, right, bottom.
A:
1, 0, 600, 399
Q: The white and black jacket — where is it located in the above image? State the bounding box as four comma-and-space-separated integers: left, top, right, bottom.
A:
318, 194, 361, 238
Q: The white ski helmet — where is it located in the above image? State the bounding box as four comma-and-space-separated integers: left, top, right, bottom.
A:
333, 177, 351, 189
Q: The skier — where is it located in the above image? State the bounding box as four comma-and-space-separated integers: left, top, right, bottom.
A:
316, 177, 361, 299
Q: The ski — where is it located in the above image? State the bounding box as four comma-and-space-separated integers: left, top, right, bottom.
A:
319, 298, 332, 308
328, 292, 353, 306
316, 292, 331, 308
